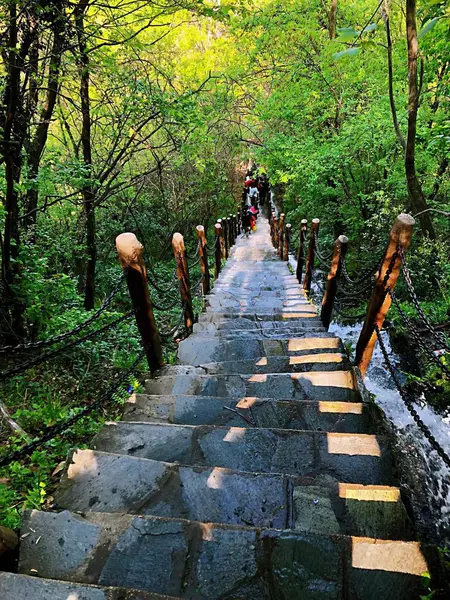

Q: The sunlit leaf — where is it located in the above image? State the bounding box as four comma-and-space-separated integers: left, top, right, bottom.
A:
418, 17, 440, 38
333, 47, 361, 60
335, 27, 359, 42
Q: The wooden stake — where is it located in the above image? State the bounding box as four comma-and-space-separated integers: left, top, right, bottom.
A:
284, 223, 291, 262
116, 232, 163, 372
221, 217, 229, 258
172, 232, 194, 330
320, 235, 348, 329
214, 223, 222, 279
272, 215, 279, 249
296, 219, 308, 283
303, 218, 320, 292
196, 225, 210, 295
227, 216, 233, 248
278, 213, 285, 257
355, 213, 415, 376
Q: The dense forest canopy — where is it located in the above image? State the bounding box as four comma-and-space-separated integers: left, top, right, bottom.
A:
0, 0, 449, 525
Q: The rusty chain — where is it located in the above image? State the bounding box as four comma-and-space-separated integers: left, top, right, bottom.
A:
0, 349, 145, 468
0, 312, 133, 382
0, 271, 127, 354
375, 324, 450, 469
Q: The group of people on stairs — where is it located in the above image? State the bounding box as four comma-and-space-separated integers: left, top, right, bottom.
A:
241, 169, 270, 237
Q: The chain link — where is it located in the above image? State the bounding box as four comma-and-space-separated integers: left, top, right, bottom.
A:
389, 290, 450, 379
399, 247, 450, 352
0, 312, 133, 382
0, 272, 127, 355
0, 349, 145, 468
374, 324, 450, 468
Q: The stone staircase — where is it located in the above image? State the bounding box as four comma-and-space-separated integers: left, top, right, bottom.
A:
1, 217, 439, 599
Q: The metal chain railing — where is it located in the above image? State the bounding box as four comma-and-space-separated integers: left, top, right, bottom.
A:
0, 311, 133, 382
0, 349, 145, 468
399, 247, 450, 352
0, 271, 127, 354
375, 324, 450, 468
389, 290, 450, 379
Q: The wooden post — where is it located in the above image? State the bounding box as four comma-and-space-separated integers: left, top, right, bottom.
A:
278, 213, 285, 257
229, 214, 235, 245
214, 223, 222, 279
233, 214, 238, 241
296, 219, 308, 283
237, 209, 241, 234
221, 217, 229, 259
355, 213, 415, 376
196, 225, 210, 295
116, 232, 163, 372
227, 216, 233, 248
320, 235, 348, 329
172, 232, 194, 330
303, 218, 320, 293
284, 224, 291, 262
272, 215, 279, 249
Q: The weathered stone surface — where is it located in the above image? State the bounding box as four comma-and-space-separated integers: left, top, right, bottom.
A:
293, 485, 340, 534
55, 449, 170, 513
145, 372, 360, 401
123, 394, 371, 433
0, 573, 175, 600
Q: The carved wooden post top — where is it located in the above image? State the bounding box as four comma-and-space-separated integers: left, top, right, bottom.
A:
116, 232, 144, 271
172, 232, 185, 253
196, 225, 206, 241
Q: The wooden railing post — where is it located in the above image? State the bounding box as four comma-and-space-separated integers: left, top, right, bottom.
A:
116, 232, 163, 372
355, 213, 415, 376
233, 214, 238, 241
221, 217, 229, 259
272, 214, 279, 249
172, 232, 194, 330
278, 213, 285, 257
296, 219, 308, 283
227, 216, 233, 247
196, 225, 210, 295
284, 224, 291, 262
303, 218, 320, 293
320, 235, 348, 330
237, 209, 241, 235
214, 223, 223, 279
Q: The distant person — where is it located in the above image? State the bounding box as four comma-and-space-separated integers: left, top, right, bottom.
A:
258, 175, 269, 206
248, 184, 259, 207
242, 208, 251, 237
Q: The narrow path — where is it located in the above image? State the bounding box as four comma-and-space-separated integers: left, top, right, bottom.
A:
1, 217, 436, 599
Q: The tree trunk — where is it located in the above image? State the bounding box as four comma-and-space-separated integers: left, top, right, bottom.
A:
382, 1, 406, 151
76, 0, 97, 310
329, 0, 338, 39
24, 9, 65, 234
405, 0, 435, 238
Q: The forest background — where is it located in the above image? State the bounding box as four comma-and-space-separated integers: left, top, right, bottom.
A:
0, 0, 449, 529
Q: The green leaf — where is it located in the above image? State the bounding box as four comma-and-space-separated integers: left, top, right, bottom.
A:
335, 27, 359, 42
333, 47, 361, 60
418, 17, 439, 38
361, 23, 377, 33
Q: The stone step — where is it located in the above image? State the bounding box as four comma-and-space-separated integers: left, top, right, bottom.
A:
145, 372, 360, 402
124, 394, 373, 432
55, 449, 407, 536
183, 354, 349, 373
206, 298, 316, 311
0, 572, 176, 600
178, 335, 340, 365
198, 312, 325, 323
193, 318, 331, 334
190, 328, 329, 341
91, 423, 393, 484
18, 509, 434, 600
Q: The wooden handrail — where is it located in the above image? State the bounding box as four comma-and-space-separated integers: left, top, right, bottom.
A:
116, 232, 163, 372
355, 213, 415, 376
320, 235, 348, 329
